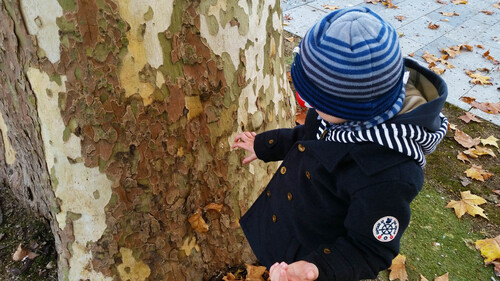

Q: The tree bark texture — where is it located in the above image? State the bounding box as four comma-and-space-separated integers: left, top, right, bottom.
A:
0, 0, 294, 280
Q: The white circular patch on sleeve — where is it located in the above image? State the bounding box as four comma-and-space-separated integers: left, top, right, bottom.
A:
373, 216, 399, 242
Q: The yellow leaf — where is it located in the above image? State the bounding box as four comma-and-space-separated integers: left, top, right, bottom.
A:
434, 273, 449, 281
446, 190, 488, 219
389, 254, 408, 281
451, 0, 467, 4
422, 51, 439, 63
464, 146, 496, 158
457, 152, 471, 163
245, 264, 267, 281
441, 45, 461, 58
322, 4, 340, 11
188, 208, 209, 233
481, 135, 499, 148
465, 164, 493, 181
466, 70, 493, 85
440, 11, 460, 16
475, 235, 500, 264
285, 36, 295, 43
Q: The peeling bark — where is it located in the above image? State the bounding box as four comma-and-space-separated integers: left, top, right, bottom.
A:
1, 0, 294, 280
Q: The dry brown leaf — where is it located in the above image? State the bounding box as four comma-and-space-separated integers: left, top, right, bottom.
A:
284, 14, 293, 21
446, 190, 488, 219
476, 44, 485, 49
493, 190, 500, 196
483, 50, 500, 65
395, 15, 406, 21
493, 261, 500, 277
222, 272, 239, 281
420, 274, 429, 281
285, 36, 295, 43
481, 135, 499, 148
322, 4, 340, 11
437, 0, 448, 4
408, 52, 415, 57
430, 66, 446, 74
383, 0, 398, 9
245, 264, 267, 281
188, 208, 209, 233
454, 129, 480, 148
457, 152, 471, 162
451, 0, 467, 4
470, 101, 500, 114
459, 112, 482, 123
12, 244, 38, 261
205, 203, 224, 213
365, 0, 381, 4
460, 44, 473, 51
494, 2, 500, 9
482, 10, 494, 15
441, 18, 450, 22
389, 254, 408, 281
441, 45, 461, 58
428, 22, 440, 29
466, 70, 493, 85
475, 236, 500, 264
449, 123, 458, 130
422, 51, 440, 63
434, 273, 449, 281
465, 164, 493, 182
461, 96, 476, 104
440, 11, 460, 16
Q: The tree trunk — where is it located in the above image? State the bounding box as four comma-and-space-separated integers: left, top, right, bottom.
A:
0, 0, 294, 280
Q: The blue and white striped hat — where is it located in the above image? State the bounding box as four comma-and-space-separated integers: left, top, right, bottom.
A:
291, 7, 405, 124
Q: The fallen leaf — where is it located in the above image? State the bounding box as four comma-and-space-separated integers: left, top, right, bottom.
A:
222, 272, 238, 281
420, 274, 429, 281
440, 11, 460, 16
383, 0, 398, 8
449, 123, 458, 130
437, 0, 448, 4
389, 254, 408, 281
446, 190, 488, 219
245, 264, 267, 281
493, 261, 500, 277
461, 96, 476, 104
12, 244, 38, 261
285, 36, 295, 43
423, 51, 440, 63
188, 208, 209, 233
483, 50, 500, 65
466, 70, 493, 85
441, 45, 461, 58
429, 63, 446, 75
475, 236, 500, 264
457, 152, 471, 163
365, 0, 381, 4
476, 44, 485, 49
395, 15, 406, 21
428, 22, 440, 29
454, 129, 480, 148
481, 135, 499, 148
494, 190, 500, 196
465, 164, 493, 181
322, 4, 340, 10
459, 112, 482, 123
451, 0, 467, 4
495, 2, 500, 9
463, 146, 496, 158
441, 18, 450, 22
459, 44, 473, 51
459, 176, 471, 186
481, 10, 494, 15
470, 101, 500, 114
408, 52, 415, 57
205, 203, 224, 213
434, 273, 449, 281
284, 14, 293, 21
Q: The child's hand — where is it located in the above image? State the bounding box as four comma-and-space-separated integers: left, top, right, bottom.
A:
269, 261, 319, 281
231, 132, 258, 164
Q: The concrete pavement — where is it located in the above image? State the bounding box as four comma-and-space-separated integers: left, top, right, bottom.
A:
282, 0, 500, 125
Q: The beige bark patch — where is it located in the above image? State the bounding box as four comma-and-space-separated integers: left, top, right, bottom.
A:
20, 0, 62, 63
185, 95, 203, 120
0, 112, 16, 165
27, 67, 113, 281
117, 248, 151, 281
117, 0, 174, 106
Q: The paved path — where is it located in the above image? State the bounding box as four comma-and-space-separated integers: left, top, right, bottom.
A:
282, 0, 500, 125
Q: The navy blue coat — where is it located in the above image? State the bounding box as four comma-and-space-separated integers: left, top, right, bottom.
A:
240, 59, 447, 281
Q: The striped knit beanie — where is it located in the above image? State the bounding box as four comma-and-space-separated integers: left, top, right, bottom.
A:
291, 7, 405, 125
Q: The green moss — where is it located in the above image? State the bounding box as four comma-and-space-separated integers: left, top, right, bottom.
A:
400, 186, 495, 280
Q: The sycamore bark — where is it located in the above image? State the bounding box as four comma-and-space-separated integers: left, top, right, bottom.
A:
0, 0, 294, 280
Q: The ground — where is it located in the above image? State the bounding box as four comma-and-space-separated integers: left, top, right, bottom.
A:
0, 32, 499, 281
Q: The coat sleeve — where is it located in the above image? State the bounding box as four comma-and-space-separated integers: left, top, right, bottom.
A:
253, 125, 306, 162
303, 180, 422, 281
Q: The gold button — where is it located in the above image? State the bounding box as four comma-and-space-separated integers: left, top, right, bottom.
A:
323, 248, 331, 254
280, 166, 287, 174
268, 139, 275, 144
298, 144, 305, 152
305, 170, 311, 179
267, 190, 271, 197
287, 192, 293, 201
272, 214, 277, 223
